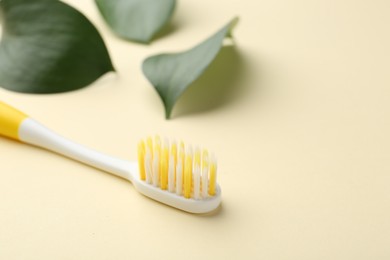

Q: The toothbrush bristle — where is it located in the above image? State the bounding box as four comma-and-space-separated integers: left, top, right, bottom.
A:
137, 141, 146, 180
138, 136, 218, 199
209, 155, 217, 196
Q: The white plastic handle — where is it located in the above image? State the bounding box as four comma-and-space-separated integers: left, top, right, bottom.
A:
19, 118, 136, 180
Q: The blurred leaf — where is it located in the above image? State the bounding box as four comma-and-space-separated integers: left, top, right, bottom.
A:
142, 17, 239, 119
0, 0, 114, 94
95, 0, 176, 43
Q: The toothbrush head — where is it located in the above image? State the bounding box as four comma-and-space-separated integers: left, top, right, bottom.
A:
133, 136, 221, 213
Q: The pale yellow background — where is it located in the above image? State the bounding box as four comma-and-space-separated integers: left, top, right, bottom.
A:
1, 0, 389, 259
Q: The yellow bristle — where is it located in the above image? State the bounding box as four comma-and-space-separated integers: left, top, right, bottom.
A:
160, 159, 167, 189
160, 143, 169, 189
171, 142, 177, 165
154, 135, 161, 150
193, 148, 201, 199
139, 137, 218, 199
209, 158, 217, 196
171, 142, 177, 180
201, 149, 209, 198
176, 143, 185, 195
184, 148, 192, 198
138, 141, 146, 180
179, 141, 185, 173
165, 147, 169, 161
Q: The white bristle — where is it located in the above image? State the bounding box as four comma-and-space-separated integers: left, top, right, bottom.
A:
186, 145, 193, 156
168, 155, 175, 192
144, 148, 152, 184
211, 154, 218, 171
201, 165, 209, 198
152, 150, 159, 187
138, 137, 219, 205
163, 138, 169, 149
211, 153, 217, 163
176, 158, 183, 196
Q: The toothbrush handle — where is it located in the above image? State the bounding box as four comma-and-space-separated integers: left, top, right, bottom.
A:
0, 101, 134, 180
0, 101, 28, 140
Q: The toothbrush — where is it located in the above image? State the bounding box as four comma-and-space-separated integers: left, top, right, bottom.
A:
0, 101, 221, 213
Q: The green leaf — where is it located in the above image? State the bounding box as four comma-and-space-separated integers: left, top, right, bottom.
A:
95, 0, 176, 44
142, 17, 239, 119
0, 0, 114, 94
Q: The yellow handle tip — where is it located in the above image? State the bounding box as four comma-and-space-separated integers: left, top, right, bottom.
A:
0, 101, 28, 140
